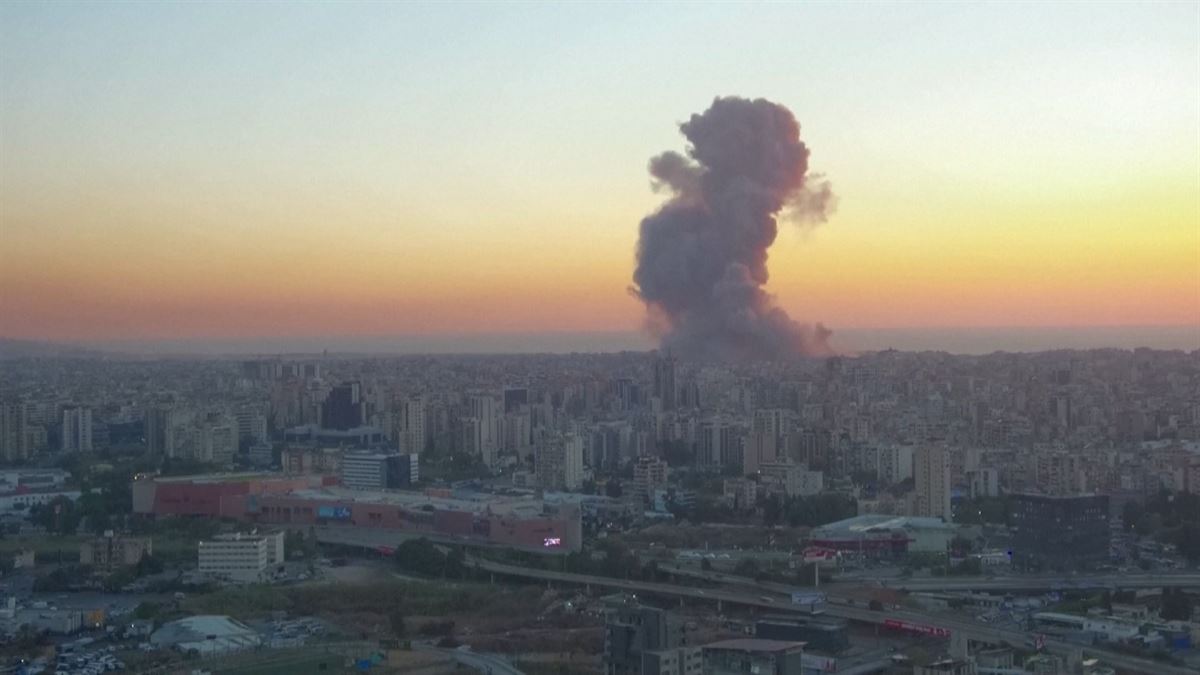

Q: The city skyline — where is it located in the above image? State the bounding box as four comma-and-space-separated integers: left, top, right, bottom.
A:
2, 3, 1198, 351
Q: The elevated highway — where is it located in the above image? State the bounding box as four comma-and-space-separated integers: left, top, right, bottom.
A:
657, 561, 1200, 593
473, 558, 1193, 675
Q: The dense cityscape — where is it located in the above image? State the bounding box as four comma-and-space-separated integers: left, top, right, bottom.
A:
2, 1, 1197, 675
0, 346, 1197, 674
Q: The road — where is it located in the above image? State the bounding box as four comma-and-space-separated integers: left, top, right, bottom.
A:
414, 643, 525, 675
657, 562, 1200, 592
472, 558, 1194, 675
308, 528, 1192, 674
871, 574, 1200, 592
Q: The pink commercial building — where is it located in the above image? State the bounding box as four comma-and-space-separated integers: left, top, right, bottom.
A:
132, 473, 581, 553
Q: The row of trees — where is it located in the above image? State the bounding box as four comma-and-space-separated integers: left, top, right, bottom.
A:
1122, 491, 1200, 562
393, 538, 467, 579
761, 493, 858, 528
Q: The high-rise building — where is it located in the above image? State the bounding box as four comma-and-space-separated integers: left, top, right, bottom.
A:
398, 397, 427, 455
202, 423, 237, 465
653, 352, 677, 412
968, 468, 1000, 498
321, 382, 364, 431
503, 387, 529, 414
0, 401, 29, 463
913, 446, 951, 521
536, 433, 584, 491
234, 409, 268, 446
878, 445, 914, 484
698, 417, 740, 468
633, 456, 669, 505
1009, 493, 1109, 571
144, 406, 171, 456
61, 406, 93, 453
501, 410, 532, 458
469, 394, 500, 468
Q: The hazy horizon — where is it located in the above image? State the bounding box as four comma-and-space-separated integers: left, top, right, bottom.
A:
2, 3, 1197, 349
5, 324, 1195, 357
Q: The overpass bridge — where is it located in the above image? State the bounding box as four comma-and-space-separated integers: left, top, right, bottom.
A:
472, 558, 1193, 675
303, 526, 1192, 675
657, 562, 1200, 593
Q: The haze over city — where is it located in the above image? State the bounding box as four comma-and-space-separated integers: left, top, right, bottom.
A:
2, 2, 1197, 355
5, 4, 1200, 675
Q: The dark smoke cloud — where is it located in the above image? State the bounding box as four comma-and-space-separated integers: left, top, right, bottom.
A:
631, 96, 836, 361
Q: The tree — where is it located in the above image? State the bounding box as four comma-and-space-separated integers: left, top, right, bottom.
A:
389, 609, 407, 638
1161, 587, 1192, 621
605, 480, 623, 499
733, 558, 760, 578
761, 495, 782, 527
30, 496, 81, 534
136, 552, 164, 577
444, 547, 466, 579
134, 601, 162, 621
950, 536, 974, 556
795, 563, 820, 586
394, 538, 447, 577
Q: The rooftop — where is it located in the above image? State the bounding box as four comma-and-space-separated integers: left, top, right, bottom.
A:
703, 638, 806, 653
150, 615, 260, 651
278, 486, 547, 517
813, 514, 955, 534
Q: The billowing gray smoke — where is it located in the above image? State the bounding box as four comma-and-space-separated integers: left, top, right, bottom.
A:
631, 96, 836, 361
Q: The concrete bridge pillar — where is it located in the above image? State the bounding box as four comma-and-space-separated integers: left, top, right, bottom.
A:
949, 631, 968, 660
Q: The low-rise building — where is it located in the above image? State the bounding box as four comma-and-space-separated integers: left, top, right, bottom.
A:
809, 514, 956, 556
758, 463, 823, 497
643, 646, 702, 675
701, 638, 805, 675
605, 601, 684, 675
341, 452, 419, 490
150, 615, 261, 657
915, 658, 977, 675
11, 549, 35, 569
80, 532, 152, 571
197, 531, 284, 583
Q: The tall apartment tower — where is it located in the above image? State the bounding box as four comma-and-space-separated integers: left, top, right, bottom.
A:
535, 433, 584, 491
0, 401, 29, 462
61, 406, 94, 453
399, 397, 426, 455
653, 352, 677, 412
913, 445, 951, 521
470, 394, 500, 468
321, 382, 364, 431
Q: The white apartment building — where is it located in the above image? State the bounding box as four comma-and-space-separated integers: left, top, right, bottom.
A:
198, 531, 285, 583
60, 406, 93, 453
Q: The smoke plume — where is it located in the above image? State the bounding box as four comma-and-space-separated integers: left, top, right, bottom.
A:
631, 96, 836, 361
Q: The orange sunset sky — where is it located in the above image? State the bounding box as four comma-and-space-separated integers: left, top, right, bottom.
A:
1, 3, 1197, 347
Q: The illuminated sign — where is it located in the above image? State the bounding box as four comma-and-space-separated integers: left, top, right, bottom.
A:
318, 506, 352, 520
883, 619, 951, 638
543, 537, 562, 548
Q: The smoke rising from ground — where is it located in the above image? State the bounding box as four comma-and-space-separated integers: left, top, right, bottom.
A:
631, 96, 836, 361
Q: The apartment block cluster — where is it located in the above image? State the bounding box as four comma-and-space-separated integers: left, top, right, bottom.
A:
2, 349, 1198, 530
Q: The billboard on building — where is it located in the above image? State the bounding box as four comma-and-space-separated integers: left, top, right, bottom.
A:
318, 505, 352, 520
